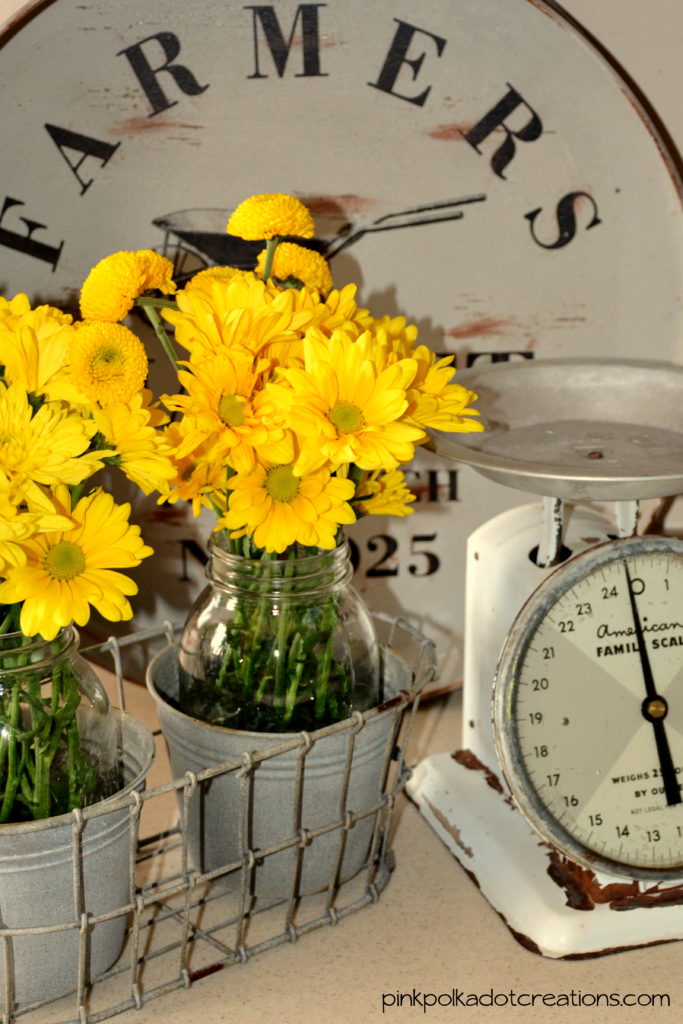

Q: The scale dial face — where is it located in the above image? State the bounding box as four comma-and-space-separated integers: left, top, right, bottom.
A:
494, 535, 683, 879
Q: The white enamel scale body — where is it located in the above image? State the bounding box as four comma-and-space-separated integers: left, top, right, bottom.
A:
408, 358, 683, 958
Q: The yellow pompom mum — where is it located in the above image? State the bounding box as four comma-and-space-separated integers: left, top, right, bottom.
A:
256, 242, 333, 293
186, 265, 250, 293
227, 193, 315, 240
80, 249, 176, 322
70, 321, 148, 406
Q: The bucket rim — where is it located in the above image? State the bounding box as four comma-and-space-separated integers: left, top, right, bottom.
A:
146, 642, 416, 745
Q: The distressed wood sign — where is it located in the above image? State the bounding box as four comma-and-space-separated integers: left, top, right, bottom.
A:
1, 0, 682, 681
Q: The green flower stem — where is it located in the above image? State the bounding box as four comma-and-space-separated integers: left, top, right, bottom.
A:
0, 616, 98, 822
0, 683, 21, 823
261, 236, 281, 283
347, 463, 364, 494
284, 632, 306, 721
136, 296, 180, 371
274, 552, 296, 712
314, 599, 337, 719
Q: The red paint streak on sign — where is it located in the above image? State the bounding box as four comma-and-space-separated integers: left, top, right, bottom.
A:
426, 123, 477, 141
446, 318, 511, 339
112, 117, 202, 135
301, 194, 378, 216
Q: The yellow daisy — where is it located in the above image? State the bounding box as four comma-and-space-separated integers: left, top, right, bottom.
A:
272, 282, 374, 343
219, 460, 355, 553
0, 383, 104, 500
70, 321, 148, 406
354, 321, 483, 434
0, 293, 73, 332
0, 293, 33, 322
80, 249, 176, 322
353, 469, 416, 518
0, 305, 85, 405
93, 390, 176, 495
163, 350, 291, 474
159, 419, 230, 517
0, 474, 73, 574
273, 328, 425, 473
404, 346, 484, 433
227, 193, 315, 240
162, 273, 307, 364
256, 242, 333, 293
0, 486, 153, 640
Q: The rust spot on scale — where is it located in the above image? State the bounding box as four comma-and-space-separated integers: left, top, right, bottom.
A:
423, 796, 474, 858
546, 850, 683, 911
452, 749, 505, 795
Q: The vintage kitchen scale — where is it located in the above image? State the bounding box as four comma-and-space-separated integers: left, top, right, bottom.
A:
408, 356, 683, 958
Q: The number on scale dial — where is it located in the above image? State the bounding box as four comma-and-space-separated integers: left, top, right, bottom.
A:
494, 536, 683, 879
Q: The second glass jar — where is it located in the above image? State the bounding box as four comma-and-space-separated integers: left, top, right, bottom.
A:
178, 536, 381, 732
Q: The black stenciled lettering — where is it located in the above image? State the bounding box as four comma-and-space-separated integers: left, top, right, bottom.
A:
0, 197, 64, 270
404, 468, 459, 503
427, 469, 458, 503
369, 19, 446, 106
525, 191, 601, 249
408, 533, 440, 577
466, 350, 534, 368
246, 4, 328, 78
45, 125, 120, 196
366, 534, 399, 577
463, 84, 542, 179
117, 33, 209, 117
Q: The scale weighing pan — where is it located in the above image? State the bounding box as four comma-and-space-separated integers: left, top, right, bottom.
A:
430, 358, 683, 500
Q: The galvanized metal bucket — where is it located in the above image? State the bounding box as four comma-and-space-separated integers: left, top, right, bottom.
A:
0, 711, 155, 1010
146, 644, 411, 897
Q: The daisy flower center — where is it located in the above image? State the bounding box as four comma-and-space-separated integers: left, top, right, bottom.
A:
328, 401, 364, 435
265, 465, 300, 504
92, 346, 123, 380
218, 393, 245, 428
42, 540, 86, 581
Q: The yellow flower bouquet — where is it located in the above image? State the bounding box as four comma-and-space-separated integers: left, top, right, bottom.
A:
81, 192, 483, 733
0, 295, 165, 820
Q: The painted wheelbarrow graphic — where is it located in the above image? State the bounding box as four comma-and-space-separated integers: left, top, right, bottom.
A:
152, 194, 486, 279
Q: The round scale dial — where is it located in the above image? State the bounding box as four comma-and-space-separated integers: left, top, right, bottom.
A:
494, 535, 683, 879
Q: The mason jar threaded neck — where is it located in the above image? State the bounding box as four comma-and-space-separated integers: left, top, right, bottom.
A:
206, 537, 353, 596
0, 626, 78, 674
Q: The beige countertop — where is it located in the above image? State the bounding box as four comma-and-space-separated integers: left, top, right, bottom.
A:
34, 671, 683, 1024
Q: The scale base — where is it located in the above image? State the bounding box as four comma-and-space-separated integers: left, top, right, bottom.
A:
408, 751, 683, 958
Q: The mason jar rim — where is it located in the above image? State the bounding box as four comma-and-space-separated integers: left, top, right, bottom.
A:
0, 625, 78, 671
206, 536, 353, 591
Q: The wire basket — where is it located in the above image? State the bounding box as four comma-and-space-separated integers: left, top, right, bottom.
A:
1, 614, 435, 1024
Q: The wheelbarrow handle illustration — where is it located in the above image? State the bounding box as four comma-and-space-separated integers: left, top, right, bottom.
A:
152, 193, 487, 273
322, 193, 487, 257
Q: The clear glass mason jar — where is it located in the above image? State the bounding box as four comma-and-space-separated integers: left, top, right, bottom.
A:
0, 627, 118, 823
178, 537, 382, 732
